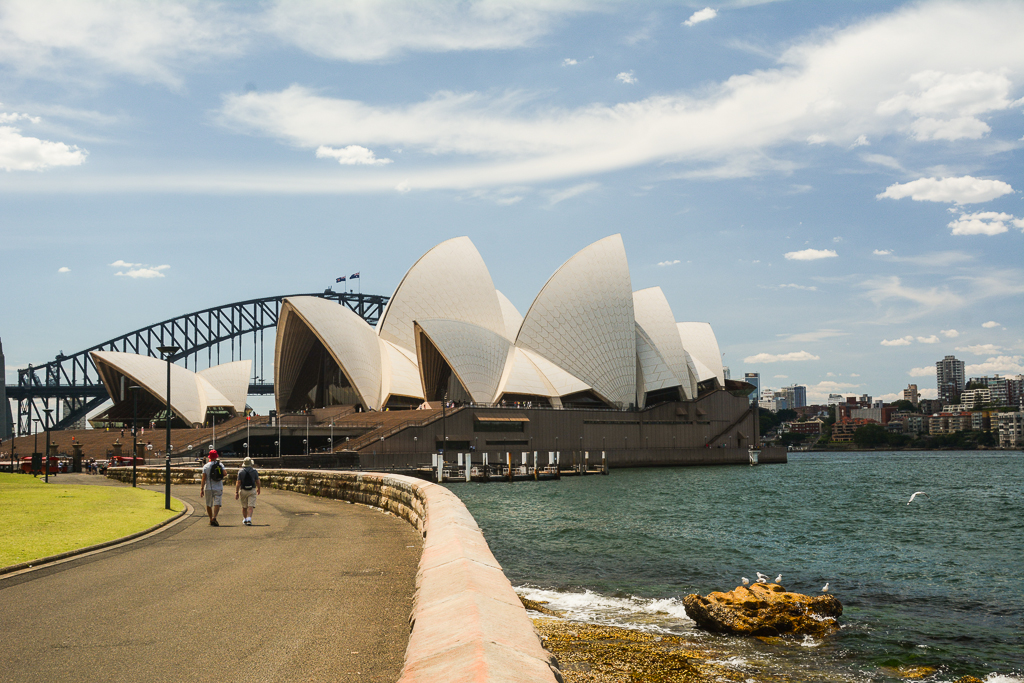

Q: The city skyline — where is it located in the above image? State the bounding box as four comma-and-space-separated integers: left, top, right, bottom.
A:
2, 0, 1023, 411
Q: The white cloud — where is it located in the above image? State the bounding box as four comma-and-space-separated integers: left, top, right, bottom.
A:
877, 175, 1014, 204
784, 248, 837, 261
850, 134, 869, 147
0, 124, 87, 171
873, 249, 892, 255
0, 0, 244, 87
57, 266, 70, 273
861, 275, 965, 315
908, 366, 936, 377
615, 71, 636, 84
777, 329, 846, 343
214, 2, 1024, 192
109, 260, 140, 268
116, 265, 169, 279
683, 8, 717, 27
948, 210, 1024, 236
877, 70, 1020, 141
916, 335, 940, 343
850, 373, 860, 377
982, 320, 1000, 328
957, 343, 1003, 355
743, 351, 820, 363
264, 1, 589, 63
777, 283, 817, 291
861, 153, 903, 171
657, 259, 681, 267
316, 145, 392, 166
562, 58, 577, 66
941, 329, 959, 338
965, 356, 1024, 375
881, 336, 913, 346
548, 181, 599, 205
806, 134, 828, 145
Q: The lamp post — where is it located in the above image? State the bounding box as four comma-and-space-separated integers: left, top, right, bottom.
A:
246, 416, 250, 459
305, 415, 309, 456
43, 408, 53, 483
277, 413, 282, 461
156, 345, 179, 511
33, 418, 39, 477
130, 385, 140, 487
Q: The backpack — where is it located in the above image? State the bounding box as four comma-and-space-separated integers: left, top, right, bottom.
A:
210, 461, 225, 482
239, 467, 256, 490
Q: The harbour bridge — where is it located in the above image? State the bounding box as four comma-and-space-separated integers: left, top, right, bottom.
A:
4, 291, 388, 436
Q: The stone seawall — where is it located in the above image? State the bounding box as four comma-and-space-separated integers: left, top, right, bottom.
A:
108, 466, 561, 683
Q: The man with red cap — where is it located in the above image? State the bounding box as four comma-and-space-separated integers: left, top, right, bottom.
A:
199, 449, 226, 526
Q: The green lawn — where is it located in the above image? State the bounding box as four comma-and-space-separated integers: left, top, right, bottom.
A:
0, 474, 184, 568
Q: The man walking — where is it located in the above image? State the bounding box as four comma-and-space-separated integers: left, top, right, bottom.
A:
200, 449, 225, 526
235, 456, 260, 525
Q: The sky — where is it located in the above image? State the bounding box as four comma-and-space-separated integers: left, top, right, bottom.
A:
2, 0, 1023, 413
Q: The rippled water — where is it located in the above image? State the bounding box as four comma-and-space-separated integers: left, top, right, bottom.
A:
447, 451, 1024, 682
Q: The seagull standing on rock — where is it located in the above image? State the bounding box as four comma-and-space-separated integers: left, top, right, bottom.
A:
741, 577, 749, 585
775, 574, 782, 584
756, 572, 768, 583
821, 583, 829, 593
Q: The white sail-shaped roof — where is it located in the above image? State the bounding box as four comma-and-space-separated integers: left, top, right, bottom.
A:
495, 290, 523, 341
517, 347, 590, 397
376, 237, 506, 353
516, 234, 637, 407
197, 360, 251, 412
633, 287, 697, 399
415, 319, 513, 404
677, 322, 724, 384
381, 339, 425, 402
636, 324, 679, 406
91, 351, 235, 426
276, 296, 384, 411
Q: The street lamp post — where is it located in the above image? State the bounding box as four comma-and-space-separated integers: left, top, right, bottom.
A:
130, 385, 140, 487
33, 418, 39, 477
156, 345, 179, 511
305, 415, 309, 456
43, 408, 53, 483
246, 416, 250, 459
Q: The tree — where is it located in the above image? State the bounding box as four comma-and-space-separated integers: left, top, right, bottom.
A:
853, 423, 889, 448
890, 400, 917, 413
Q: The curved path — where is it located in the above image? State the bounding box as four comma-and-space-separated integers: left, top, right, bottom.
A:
0, 474, 420, 683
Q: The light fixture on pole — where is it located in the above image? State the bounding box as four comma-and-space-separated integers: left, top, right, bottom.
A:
305, 415, 309, 456
246, 415, 250, 459
129, 385, 140, 487
32, 418, 39, 476
42, 408, 53, 483
156, 345, 180, 511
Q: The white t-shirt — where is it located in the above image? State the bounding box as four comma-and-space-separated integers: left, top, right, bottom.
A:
202, 460, 225, 491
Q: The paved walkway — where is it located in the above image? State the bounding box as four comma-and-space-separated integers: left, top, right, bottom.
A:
0, 474, 421, 683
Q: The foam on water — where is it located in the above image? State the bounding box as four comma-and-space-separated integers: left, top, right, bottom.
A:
516, 585, 693, 633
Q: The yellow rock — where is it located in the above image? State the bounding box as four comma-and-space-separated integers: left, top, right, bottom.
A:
682, 583, 843, 637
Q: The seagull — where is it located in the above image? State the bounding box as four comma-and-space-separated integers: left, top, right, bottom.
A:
775, 574, 782, 584
907, 491, 928, 505
821, 583, 829, 593
741, 577, 749, 585
756, 572, 768, 582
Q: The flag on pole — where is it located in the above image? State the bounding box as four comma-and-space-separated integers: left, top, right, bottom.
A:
349, 272, 360, 279
336, 276, 346, 282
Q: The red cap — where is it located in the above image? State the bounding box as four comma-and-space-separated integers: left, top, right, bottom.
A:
208, 450, 219, 459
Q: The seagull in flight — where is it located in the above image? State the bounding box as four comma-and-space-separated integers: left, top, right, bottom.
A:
821, 583, 829, 593
741, 577, 749, 585
907, 491, 928, 505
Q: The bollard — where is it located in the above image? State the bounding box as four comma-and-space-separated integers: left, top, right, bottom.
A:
602, 450, 608, 475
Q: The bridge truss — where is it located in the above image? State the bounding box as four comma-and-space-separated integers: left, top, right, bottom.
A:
10, 291, 388, 435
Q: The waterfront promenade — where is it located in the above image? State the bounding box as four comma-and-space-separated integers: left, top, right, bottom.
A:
0, 474, 420, 683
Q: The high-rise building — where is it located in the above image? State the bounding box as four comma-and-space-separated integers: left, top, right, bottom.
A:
744, 372, 760, 404
783, 384, 807, 409
903, 383, 920, 406
827, 393, 845, 406
936, 355, 965, 405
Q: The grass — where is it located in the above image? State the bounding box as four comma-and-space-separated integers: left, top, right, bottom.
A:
0, 473, 184, 568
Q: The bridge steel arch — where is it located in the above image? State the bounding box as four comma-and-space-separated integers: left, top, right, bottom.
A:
11, 292, 388, 435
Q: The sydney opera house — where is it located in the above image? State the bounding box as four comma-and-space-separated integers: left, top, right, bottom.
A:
87, 234, 762, 467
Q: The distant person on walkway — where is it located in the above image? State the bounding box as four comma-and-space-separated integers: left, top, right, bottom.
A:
200, 450, 226, 526
235, 456, 261, 526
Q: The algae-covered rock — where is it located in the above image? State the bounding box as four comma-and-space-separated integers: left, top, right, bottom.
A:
682, 583, 842, 637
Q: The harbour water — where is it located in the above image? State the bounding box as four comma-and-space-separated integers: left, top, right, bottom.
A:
447, 451, 1024, 682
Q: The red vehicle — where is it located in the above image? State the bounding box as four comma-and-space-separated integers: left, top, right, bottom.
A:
107, 455, 146, 467
20, 455, 59, 475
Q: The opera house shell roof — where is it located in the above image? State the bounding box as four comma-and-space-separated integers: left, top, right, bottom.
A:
91, 351, 250, 426
275, 235, 723, 414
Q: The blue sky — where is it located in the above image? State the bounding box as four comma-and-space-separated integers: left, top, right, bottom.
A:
2, 0, 1023, 409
